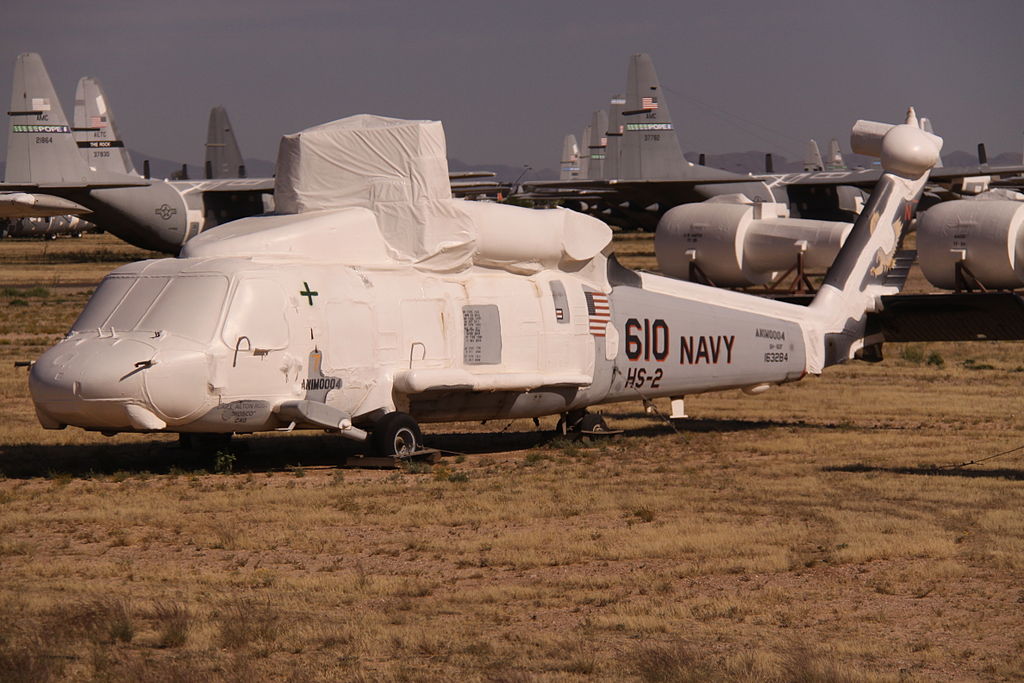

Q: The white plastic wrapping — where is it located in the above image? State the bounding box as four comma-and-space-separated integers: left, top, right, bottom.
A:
274, 115, 475, 270
272, 114, 611, 275
464, 201, 612, 274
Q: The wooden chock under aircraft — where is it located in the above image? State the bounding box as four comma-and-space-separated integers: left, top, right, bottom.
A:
29, 110, 941, 457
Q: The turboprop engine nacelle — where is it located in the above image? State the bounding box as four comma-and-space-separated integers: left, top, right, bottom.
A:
654, 196, 852, 287
917, 194, 1024, 290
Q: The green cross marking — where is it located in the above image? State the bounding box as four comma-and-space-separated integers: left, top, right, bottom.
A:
299, 282, 318, 306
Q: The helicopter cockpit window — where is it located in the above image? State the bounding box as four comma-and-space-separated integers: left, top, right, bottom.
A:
71, 275, 229, 342
71, 276, 137, 332
222, 279, 290, 350
71, 276, 167, 333
138, 276, 229, 341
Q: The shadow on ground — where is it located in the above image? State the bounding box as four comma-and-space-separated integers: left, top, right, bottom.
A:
1, 429, 580, 478
0, 414, 845, 478
659, 417, 825, 433
0, 435, 342, 479
824, 463, 1024, 481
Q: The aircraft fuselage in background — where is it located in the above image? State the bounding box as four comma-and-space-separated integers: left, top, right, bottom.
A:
76, 178, 270, 252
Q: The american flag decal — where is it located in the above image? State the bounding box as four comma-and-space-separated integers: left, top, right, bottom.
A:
90, 116, 108, 128
585, 291, 611, 337
641, 96, 658, 110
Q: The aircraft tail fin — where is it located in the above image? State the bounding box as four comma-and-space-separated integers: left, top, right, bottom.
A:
617, 53, 747, 183
559, 134, 580, 180
806, 108, 942, 370
73, 76, 138, 176
587, 109, 608, 180
803, 139, 824, 171
578, 123, 592, 179
618, 53, 687, 180
206, 105, 245, 178
604, 95, 625, 179
825, 138, 847, 170
5, 53, 94, 184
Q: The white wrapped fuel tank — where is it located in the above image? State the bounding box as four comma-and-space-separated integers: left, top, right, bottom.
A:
654, 197, 852, 287
917, 198, 1024, 290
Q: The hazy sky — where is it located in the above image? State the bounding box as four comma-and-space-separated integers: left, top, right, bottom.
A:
2, 0, 1021, 171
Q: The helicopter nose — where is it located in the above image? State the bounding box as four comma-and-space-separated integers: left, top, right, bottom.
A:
30, 337, 158, 430
29, 336, 210, 431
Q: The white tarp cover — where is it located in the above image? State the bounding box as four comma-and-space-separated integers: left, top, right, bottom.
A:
180, 208, 392, 265
462, 201, 612, 274
273, 114, 611, 274
274, 114, 476, 270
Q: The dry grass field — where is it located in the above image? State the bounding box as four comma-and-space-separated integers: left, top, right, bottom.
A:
2, 232, 1024, 681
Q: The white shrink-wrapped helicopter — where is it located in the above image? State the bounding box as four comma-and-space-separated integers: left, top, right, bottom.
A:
30, 111, 940, 457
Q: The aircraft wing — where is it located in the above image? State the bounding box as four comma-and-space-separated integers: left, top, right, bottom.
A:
762, 168, 882, 188
170, 177, 276, 193
0, 178, 272, 207
0, 178, 152, 191
520, 176, 775, 213
765, 163, 1024, 189
450, 181, 508, 198
523, 163, 758, 193
521, 175, 768, 198
513, 189, 619, 201
991, 175, 1024, 188
448, 171, 497, 180
930, 164, 1024, 183
522, 179, 620, 192
0, 192, 91, 218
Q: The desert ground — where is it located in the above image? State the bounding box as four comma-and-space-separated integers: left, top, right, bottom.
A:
1, 232, 1023, 681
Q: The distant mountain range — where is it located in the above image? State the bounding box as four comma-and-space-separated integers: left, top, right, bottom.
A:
126, 152, 275, 180
449, 160, 557, 185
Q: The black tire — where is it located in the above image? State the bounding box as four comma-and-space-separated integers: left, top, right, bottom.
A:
578, 413, 610, 433
556, 409, 586, 435
371, 412, 422, 457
